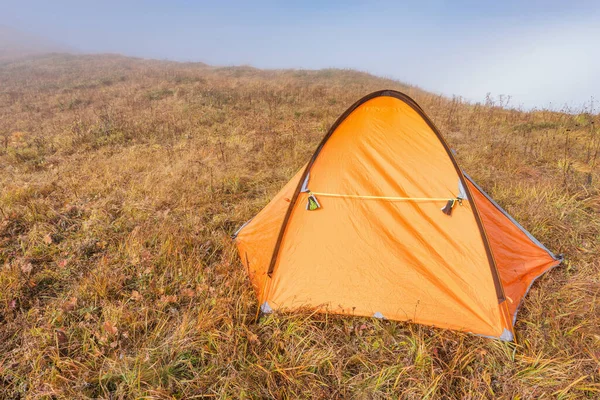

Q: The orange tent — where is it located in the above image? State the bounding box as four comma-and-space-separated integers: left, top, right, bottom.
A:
233, 90, 561, 341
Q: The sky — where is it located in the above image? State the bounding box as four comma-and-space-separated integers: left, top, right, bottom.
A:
2, 0, 599, 110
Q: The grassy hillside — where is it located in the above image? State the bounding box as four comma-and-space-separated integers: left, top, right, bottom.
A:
0, 54, 599, 399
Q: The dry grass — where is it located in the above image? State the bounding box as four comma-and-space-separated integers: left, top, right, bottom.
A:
0, 53, 599, 399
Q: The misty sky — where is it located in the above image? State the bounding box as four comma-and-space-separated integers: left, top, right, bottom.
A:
2, 0, 600, 110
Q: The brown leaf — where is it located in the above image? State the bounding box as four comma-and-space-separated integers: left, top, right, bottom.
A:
141, 249, 152, 262
55, 329, 68, 355
247, 331, 260, 344
181, 288, 195, 298
20, 262, 33, 274
55, 329, 68, 344
62, 297, 78, 311
159, 295, 177, 305
344, 324, 352, 335
130, 290, 142, 301
103, 320, 118, 336
43, 234, 53, 245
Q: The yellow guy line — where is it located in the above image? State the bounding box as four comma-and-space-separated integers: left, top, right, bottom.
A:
309, 192, 453, 202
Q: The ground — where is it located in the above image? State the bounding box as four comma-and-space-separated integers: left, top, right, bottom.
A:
0, 54, 599, 399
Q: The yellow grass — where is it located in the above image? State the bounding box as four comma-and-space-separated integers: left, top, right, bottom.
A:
0, 53, 599, 398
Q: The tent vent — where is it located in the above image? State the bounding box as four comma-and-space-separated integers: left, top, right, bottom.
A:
373, 312, 385, 319
260, 301, 273, 314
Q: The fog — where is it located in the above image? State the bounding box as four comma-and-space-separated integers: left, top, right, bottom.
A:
2, 0, 599, 110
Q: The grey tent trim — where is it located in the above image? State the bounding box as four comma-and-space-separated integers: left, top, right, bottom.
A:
499, 328, 514, 341
474, 328, 514, 342
232, 218, 252, 240
462, 173, 559, 261
458, 178, 468, 200
301, 172, 310, 192
260, 301, 273, 314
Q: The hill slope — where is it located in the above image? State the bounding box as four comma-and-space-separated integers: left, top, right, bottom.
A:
0, 54, 599, 398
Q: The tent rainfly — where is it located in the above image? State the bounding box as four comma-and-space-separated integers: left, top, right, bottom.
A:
233, 90, 562, 341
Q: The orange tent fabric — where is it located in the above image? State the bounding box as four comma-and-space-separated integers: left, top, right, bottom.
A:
234, 90, 561, 341
464, 177, 561, 322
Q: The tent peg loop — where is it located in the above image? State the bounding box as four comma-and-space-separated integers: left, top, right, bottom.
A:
306, 191, 321, 211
